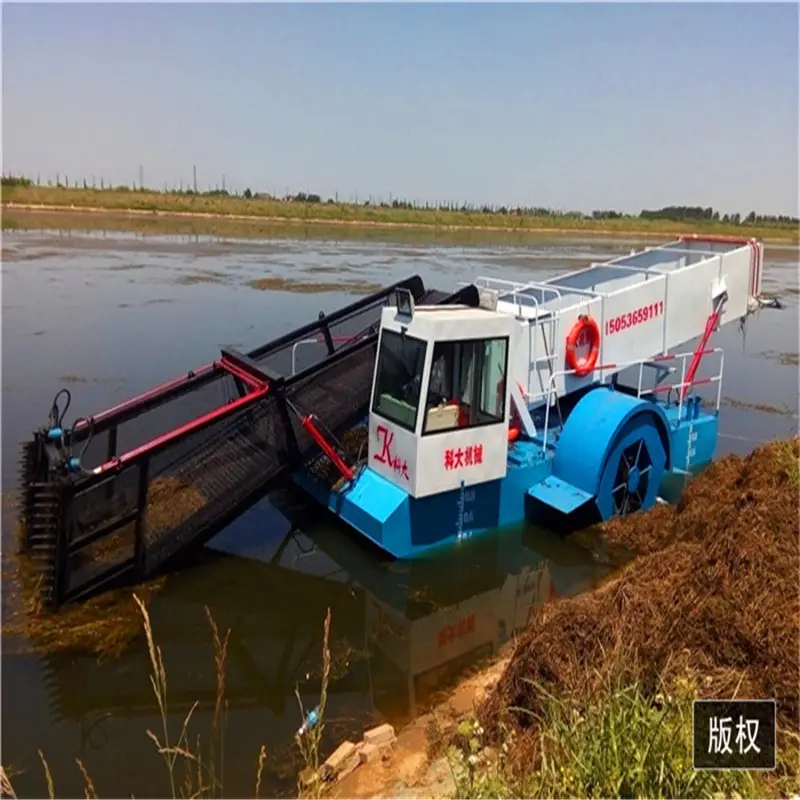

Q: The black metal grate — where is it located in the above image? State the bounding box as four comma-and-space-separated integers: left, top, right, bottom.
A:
18, 282, 472, 609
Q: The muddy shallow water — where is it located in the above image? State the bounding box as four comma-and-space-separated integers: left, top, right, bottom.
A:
1, 229, 797, 798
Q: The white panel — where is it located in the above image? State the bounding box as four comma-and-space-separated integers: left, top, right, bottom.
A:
663, 258, 720, 349
509, 319, 534, 402
381, 305, 517, 342
601, 276, 667, 365
368, 415, 421, 495
476, 240, 763, 408
414, 423, 509, 497
408, 592, 499, 674
718, 248, 752, 322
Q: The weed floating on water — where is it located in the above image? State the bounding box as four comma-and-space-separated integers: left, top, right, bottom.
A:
247, 276, 384, 295
2, 476, 207, 659
2, 532, 164, 659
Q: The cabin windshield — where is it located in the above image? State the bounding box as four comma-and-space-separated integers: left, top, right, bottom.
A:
422, 337, 509, 434
371, 329, 428, 431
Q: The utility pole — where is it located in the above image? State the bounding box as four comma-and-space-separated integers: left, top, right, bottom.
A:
139, 164, 144, 191
222, 174, 226, 193
193, 165, 197, 193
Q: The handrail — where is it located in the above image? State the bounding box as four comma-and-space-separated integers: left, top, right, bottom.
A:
528, 315, 560, 401
473, 276, 565, 312
291, 335, 357, 375
537, 348, 724, 449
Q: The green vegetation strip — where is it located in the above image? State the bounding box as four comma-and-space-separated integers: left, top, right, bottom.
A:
3, 180, 798, 243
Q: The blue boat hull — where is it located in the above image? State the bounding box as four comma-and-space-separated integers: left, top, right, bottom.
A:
290, 389, 719, 559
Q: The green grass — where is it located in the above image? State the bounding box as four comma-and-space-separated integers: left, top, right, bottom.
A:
0, 207, 589, 247
3, 183, 798, 243
447, 677, 794, 799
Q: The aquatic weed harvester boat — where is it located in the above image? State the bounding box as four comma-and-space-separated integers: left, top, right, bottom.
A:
19, 235, 767, 610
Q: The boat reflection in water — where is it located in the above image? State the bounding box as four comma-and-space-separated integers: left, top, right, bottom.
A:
38, 495, 610, 797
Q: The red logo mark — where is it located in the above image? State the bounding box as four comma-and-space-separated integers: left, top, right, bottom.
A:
438, 614, 476, 648
373, 424, 410, 480
444, 444, 483, 471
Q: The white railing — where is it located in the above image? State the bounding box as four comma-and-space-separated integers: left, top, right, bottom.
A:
468, 278, 561, 402
528, 314, 561, 402
472, 276, 566, 319
291, 335, 356, 375
535, 348, 725, 449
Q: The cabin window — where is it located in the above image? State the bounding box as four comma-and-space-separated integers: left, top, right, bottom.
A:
372, 329, 428, 431
422, 337, 509, 435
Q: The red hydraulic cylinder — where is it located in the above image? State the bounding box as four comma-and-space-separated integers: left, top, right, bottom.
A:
300, 415, 355, 482
680, 308, 722, 401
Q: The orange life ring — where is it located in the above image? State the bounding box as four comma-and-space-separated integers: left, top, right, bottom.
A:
565, 314, 600, 377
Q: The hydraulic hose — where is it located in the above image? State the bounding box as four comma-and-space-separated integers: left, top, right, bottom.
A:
47, 388, 72, 434
69, 416, 95, 474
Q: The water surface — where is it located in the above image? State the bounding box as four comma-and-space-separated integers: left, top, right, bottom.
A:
2, 229, 797, 797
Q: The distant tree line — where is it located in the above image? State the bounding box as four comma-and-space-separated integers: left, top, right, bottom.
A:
638, 204, 797, 227
2, 173, 797, 227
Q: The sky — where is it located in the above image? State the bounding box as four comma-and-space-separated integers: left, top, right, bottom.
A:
2, 2, 798, 217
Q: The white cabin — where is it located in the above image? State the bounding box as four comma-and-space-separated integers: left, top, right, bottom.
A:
366, 237, 763, 499
367, 292, 518, 498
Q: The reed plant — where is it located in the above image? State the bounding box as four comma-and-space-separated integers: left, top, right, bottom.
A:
0, 595, 269, 799
133, 594, 232, 798
293, 608, 332, 799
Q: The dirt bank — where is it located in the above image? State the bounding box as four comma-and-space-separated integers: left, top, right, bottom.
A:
326, 437, 800, 798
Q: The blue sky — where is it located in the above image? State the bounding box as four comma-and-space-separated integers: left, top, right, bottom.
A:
2, 2, 798, 216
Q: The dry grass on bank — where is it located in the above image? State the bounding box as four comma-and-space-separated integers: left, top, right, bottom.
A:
472, 437, 800, 797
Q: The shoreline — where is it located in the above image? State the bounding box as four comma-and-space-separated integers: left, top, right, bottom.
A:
3, 202, 798, 244
326, 653, 513, 799
312, 438, 800, 799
